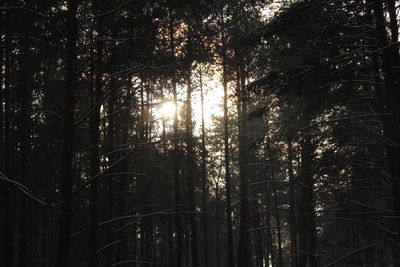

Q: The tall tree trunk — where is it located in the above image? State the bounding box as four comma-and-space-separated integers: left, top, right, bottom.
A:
169, 9, 183, 267
214, 179, 221, 267
298, 125, 317, 267
88, 14, 103, 267
2, 30, 14, 267
18, 34, 30, 267
287, 136, 298, 267
265, 199, 275, 267
199, 67, 208, 267
106, 81, 116, 267
56, 0, 78, 266
383, 3, 400, 263
237, 64, 251, 267
160, 80, 174, 267
271, 165, 283, 267
119, 95, 131, 264
186, 69, 199, 267
221, 11, 234, 266
371, 1, 400, 264
0, 31, 4, 266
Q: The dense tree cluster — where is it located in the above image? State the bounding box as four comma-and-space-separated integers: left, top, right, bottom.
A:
1, 0, 400, 266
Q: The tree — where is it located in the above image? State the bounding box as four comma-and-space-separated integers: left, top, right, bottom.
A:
56, 0, 78, 266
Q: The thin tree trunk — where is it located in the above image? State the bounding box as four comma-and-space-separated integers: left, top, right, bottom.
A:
271, 165, 283, 267
137, 82, 146, 267
18, 34, 30, 267
215, 181, 221, 267
221, 11, 234, 266
106, 81, 117, 267
265, 200, 275, 267
56, 0, 77, 266
287, 136, 298, 267
371, 1, 400, 264
119, 96, 131, 263
237, 64, 251, 267
169, 9, 183, 267
160, 80, 174, 267
186, 69, 199, 267
199, 67, 208, 267
298, 127, 317, 267
2, 30, 14, 267
254, 213, 263, 267
0, 30, 4, 266
184, 218, 190, 266
384, 3, 400, 263
88, 14, 103, 267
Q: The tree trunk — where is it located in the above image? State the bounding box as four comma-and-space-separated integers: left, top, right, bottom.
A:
169, 9, 183, 267
88, 14, 103, 267
56, 0, 77, 266
287, 136, 298, 267
18, 34, 30, 267
106, 81, 117, 267
199, 67, 209, 267
265, 199, 275, 267
2, 30, 14, 267
215, 180, 221, 267
186, 69, 199, 267
271, 165, 283, 267
237, 64, 251, 267
298, 125, 317, 267
221, 11, 234, 266
371, 1, 400, 264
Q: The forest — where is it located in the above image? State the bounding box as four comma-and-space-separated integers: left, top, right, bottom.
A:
1, 0, 400, 266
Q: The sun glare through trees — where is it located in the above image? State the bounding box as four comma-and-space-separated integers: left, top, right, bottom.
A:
159, 100, 176, 119
1, 0, 400, 267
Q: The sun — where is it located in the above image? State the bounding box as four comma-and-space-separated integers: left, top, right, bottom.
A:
192, 72, 224, 130
159, 101, 176, 119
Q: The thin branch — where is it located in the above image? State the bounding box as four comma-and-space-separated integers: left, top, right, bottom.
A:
98, 210, 203, 227
113, 259, 155, 266
0, 172, 50, 207
325, 240, 385, 267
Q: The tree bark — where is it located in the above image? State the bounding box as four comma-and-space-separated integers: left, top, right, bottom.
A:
237, 64, 251, 267
2, 30, 14, 267
168, 9, 183, 267
106, 81, 117, 267
371, 1, 400, 264
199, 67, 209, 267
271, 164, 283, 267
287, 136, 298, 267
186, 69, 199, 267
298, 125, 317, 267
18, 34, 30, 267
221, 11, 234, 266
56, 0, 78, 266
88, 13, 103, 267
214, 177, 221, 267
